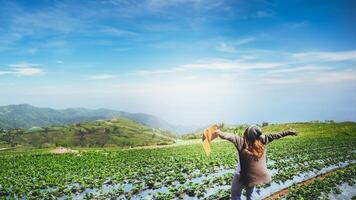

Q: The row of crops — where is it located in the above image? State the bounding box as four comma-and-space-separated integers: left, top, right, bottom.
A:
0, 122, 355, 199
286, 164, 356, 199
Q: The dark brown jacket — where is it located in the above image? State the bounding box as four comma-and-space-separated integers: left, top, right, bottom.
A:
219, 131, 294, 187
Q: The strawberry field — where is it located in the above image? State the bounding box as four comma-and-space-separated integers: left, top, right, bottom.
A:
1, 122, 356, 199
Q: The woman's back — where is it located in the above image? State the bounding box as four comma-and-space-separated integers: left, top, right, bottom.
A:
219, 129, 296, 187
239, 147, 270, 187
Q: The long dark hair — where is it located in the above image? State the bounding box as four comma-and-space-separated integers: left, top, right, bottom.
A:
243, 125, 265, 160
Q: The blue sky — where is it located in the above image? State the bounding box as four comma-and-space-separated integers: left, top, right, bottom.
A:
0, 0, 355, 125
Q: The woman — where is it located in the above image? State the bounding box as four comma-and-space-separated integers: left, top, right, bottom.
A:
215, 125, 297, 200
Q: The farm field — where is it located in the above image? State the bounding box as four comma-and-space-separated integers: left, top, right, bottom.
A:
1, 122, 356, 199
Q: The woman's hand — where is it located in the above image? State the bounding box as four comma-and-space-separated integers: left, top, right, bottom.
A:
203, 124, 221, 141
214, 128, 222, 137
211, 128, 221, 140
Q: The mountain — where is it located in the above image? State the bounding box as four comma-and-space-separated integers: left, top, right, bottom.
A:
0, 104, 198, 134
0, 118, 176, 147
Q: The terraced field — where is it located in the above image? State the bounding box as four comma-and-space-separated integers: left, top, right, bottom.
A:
1, 122, 355, 199
0, 118, 176, 148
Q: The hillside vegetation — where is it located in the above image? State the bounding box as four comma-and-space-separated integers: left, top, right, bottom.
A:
0, 104, 198, 133
181, 121, 346, 139
0, 118, 176, 148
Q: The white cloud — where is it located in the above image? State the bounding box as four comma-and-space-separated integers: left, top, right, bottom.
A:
315, 69, 356, 83
264, 65, 333, 75
216, 42, 237, 53
290, 21, 309, 29
112, 47, 132, 52
262, 68, 356, 85
131, 67, 185, 76
27, 48, 38, 54
100, 27, 136, 37
233, 37, 255, 45
216, 37, 255, 53
181, 59, 284, 71
0, 62, 45, 76
127, 49, 356, 87
143, 0, 226, 13
292, 50, 356, 62
123, 49, 356, 87
262, 77, 302, 85
8, 3, 86, 40
0, 71, 12, 75
43, 40, 67, 48
261, 70, 356, 86
56, 60, 63, 64
87, 74, 118, 80
254, 10, 274, 18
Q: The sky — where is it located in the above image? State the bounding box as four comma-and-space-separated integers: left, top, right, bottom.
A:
0, 0, 355, 125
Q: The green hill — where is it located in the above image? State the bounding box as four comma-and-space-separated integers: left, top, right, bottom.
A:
0, 118, 176, 148
0, 104, 199, 134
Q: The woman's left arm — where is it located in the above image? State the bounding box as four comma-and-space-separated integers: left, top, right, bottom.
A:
263, 130, 297, 144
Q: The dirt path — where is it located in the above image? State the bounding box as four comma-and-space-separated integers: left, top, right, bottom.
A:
0, 147, 16, 151
263, 168, 341, 200
50, 147, 79, 154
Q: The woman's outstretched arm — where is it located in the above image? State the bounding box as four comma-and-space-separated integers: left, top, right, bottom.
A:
263, 130, 297, 144
217, 130, 244, 151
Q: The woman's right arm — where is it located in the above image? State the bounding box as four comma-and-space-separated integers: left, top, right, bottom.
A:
217, 130, 243, 150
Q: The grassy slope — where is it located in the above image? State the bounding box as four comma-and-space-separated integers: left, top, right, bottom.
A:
1, 118, 177, 148
261, 122, 356, 138
181, 121, 356, 139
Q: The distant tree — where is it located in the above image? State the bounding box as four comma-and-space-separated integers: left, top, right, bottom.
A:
27, 133, 46, 148
12, 129, 25, 146
262, 122, 269, 127
99, 137, 108, 147
78, 129, 85, 146
325, 120, 335, 123
2, 132, 15, 147
105, 128, 110, 134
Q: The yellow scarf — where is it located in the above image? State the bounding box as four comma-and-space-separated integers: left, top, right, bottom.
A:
202, 124, 219, 156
